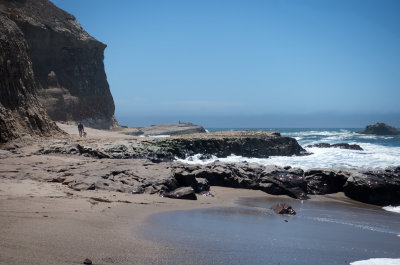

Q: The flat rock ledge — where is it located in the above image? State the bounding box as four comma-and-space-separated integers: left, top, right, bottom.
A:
102, 130, 307, 160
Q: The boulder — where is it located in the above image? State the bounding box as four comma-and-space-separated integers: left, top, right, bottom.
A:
358, 123, 400, 135
164, 187, 197, 200
272, 203, 296, 215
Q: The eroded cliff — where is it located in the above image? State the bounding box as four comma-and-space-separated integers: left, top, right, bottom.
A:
0, 0, 117, 140
0, 6, 60, 143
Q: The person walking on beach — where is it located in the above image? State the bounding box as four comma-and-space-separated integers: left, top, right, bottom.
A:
78, 122, 84, 137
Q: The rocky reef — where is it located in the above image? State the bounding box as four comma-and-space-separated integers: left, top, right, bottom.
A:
0, 0, 117, 134
38, 130, 306, 161
306, 143, 363, 151
358, 122, 400, 135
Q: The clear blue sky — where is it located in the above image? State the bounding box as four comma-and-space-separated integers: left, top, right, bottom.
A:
51, 0, 400, 127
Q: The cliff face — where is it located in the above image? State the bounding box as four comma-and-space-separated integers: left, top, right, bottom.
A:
0, 8, 60, 143
0, 0, 117, 135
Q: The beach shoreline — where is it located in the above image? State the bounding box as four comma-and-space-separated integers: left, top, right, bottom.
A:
1, 123, 399, 264
0, 177, 271, 265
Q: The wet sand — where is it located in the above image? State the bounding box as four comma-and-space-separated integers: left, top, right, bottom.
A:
142, 194, 400, 265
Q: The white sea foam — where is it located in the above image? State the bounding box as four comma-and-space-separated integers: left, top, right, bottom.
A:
139, 134, 170, 138
311, 217, 397, 235
350, 258, 400, 265
177, 143, 400, 169
177, 129, 400, 169
383, 206, 400, 214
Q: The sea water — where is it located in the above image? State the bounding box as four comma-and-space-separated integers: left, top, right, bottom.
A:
177, 128, 400, 170
142, 196, 400, 265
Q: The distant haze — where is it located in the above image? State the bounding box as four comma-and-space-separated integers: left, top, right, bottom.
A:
52, 0, 400, 128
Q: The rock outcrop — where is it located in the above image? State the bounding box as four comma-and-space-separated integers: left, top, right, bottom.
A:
306, 143, 363, 151
0, 0, 117, 131
358, 123, 400, 135
103, 131, 306, 161
1, 140, 400, 204
0, 5, 61, 143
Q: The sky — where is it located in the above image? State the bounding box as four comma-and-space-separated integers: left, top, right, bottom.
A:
51, 0, 400, 128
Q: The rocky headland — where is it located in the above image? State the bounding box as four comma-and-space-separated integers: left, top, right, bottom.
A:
358, 122, 400, 135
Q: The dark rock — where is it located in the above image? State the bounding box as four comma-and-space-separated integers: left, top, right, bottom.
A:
343, 168, 400, 206
305, 168, 350, 195
272, 203, 296, 215
164, 187, 197, 200
307, 143, 363, 151
83, 258, 92, 265
195, 178, 210, 192
259, 166, 307, 200
0, 10, 62, 143
358, 122, 400, 135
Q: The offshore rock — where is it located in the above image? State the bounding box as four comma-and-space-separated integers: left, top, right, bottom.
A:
1, 0, 117, 129
307, 143, 363, 151
358, 123, 400, 135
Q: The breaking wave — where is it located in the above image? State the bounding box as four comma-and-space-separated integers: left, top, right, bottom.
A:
176, 128, 400, 169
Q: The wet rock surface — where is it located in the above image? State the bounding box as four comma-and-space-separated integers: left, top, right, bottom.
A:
307, 143, 363, 151
358, 122, 400, 135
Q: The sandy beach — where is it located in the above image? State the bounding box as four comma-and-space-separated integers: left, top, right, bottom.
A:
0, 124, 270, 264
1, 124, 399, 265
0, 176, 270, 265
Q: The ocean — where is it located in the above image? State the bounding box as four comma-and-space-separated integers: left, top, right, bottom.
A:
177, 128, 400, 169
143, 128, 400, 265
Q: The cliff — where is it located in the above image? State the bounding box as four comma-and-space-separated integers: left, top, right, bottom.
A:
0, 0, 117, 137
0, 4, 61, 143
